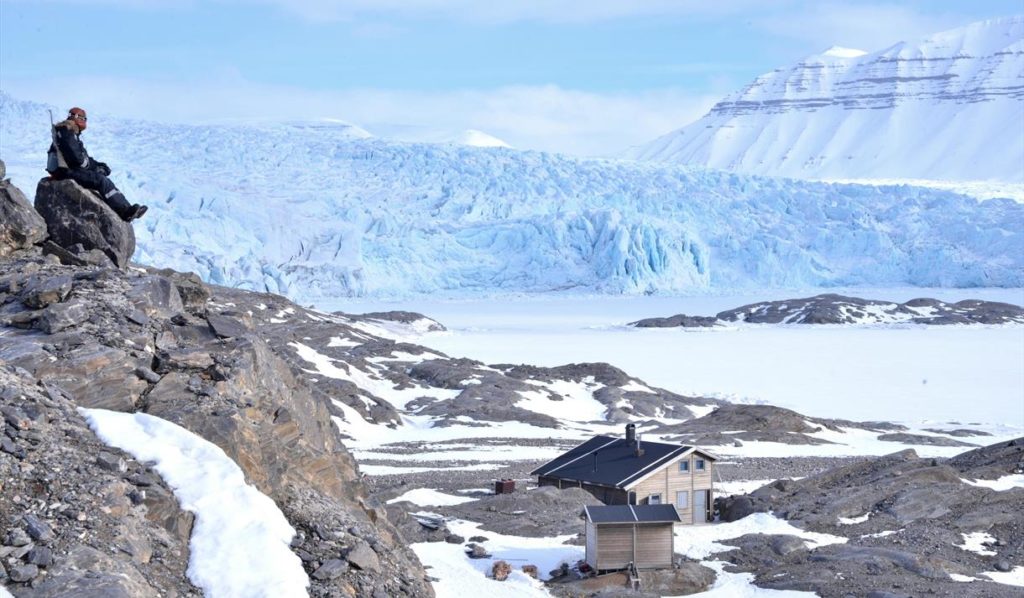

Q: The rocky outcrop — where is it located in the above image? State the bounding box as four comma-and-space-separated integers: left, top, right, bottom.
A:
0, 161, 47, 256
712, 440, 1024, 597
632, 294, 1024, 327
34, 178, 135, 269
0, 180, 435, 597
655, 404, 889, 446
0, 365, 197, 596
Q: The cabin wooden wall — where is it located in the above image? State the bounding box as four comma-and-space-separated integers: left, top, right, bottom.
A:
628, 454, 714, 524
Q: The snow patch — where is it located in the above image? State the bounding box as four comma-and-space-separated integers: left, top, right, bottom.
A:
958, 532, 997, 556
838, 513, 871, 525
982, 566, 1024, 586
387, 488, 478, 506
962, 474, 1024, 491
81, 409, 308, 598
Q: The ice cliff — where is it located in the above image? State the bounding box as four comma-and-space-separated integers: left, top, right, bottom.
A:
1, 92, 1021, 302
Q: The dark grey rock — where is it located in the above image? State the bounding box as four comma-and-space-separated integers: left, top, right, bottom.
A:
995, 559, 1013, 572
125, 309, 149, 325
0, 174, 47, 256
207, 312, 250, 338
2, 405, 31, 429
96, 451, 127, 473
312, 558, 349, 580
7, 527, 31, 546
346, 541, 381, 572
135, 367, 161, 384
151, 268, 210, 308
770, 535, 807, 556
37, 300, 89, 334
348, 310, 446, 332
631, 314, 721, 328
23, 514, 55, 543
26, 545, 54, 567
8, 562, 39, 582
22, 274, 73, 308
465, 544, 491, 559
127, 275, 183, 318
34, 178, 135, 268
878, 432, 976, 447
1, 435, 26, 459
444, 534, 465, 544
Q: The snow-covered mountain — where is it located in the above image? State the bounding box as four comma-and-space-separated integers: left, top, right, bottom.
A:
1, 92, 1021, 302
627, 17, 1024, 183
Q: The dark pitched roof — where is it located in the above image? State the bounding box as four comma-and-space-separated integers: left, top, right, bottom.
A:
584, 504, 681, 524
530, 435, 693, 489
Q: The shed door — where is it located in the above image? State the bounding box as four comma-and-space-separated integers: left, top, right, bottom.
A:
693, 490, 707, 524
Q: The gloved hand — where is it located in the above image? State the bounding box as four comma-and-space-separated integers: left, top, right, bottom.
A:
96, 161, 111, 176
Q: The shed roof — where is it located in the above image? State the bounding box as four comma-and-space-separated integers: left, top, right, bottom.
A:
531, 435, 704, 489
584, 504, 681, 524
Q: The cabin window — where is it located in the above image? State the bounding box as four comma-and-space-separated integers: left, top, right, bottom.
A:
676, 490, 689, 508
679, 460, 689, 472
696, 458, 706, 471
648, 494, 662, 505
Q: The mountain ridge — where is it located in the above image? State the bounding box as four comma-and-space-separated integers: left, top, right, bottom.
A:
627, 16, 1024, 183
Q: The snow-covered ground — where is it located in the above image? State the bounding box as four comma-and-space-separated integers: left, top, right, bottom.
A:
81, 409, 309, 598
324, 289, 1024, 427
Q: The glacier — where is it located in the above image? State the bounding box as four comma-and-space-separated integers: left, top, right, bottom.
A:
627, 16, 1024, 183
1, 91, 1021, 302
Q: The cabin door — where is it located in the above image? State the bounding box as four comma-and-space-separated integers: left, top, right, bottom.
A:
693, 490, 707, 524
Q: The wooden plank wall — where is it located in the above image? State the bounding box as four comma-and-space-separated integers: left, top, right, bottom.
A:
628, 454, 714, 524
595, 524, 634, 570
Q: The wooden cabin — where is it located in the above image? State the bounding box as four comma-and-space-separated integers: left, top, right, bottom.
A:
583, 504, 680, 571
532, 424, 717, 524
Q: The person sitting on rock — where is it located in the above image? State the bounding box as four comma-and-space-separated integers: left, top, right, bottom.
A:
46, 107, 148, 222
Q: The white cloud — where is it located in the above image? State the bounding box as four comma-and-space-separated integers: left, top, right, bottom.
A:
4, 75, 718, 156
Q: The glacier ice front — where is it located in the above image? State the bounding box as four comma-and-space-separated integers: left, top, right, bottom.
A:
1, 92, 1021, 302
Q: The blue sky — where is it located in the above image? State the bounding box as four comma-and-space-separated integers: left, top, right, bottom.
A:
1, 0, 1020, 155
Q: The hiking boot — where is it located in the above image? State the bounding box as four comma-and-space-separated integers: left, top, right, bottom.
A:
123, 204, 148, 222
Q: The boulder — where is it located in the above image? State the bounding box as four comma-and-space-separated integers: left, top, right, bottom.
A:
345, 541, 381, 572
492, 560, 512, 581
0, 169, 47, 255
34, 178, 135, 268
152, 269, 210, 308
127, 276, 184, 318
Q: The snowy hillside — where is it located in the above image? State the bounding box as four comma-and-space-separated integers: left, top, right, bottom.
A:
627, 16, 1024, 183
1, 92, 1022, 302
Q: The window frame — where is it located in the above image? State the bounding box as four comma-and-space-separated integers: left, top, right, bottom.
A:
648, 493, 662, 505
695, 458, 706, 471
679, 459, 689, 472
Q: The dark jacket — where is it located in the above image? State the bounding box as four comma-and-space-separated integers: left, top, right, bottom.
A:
47, 119, 103, 176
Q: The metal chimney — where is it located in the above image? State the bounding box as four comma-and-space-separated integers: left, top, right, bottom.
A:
634, 433, 645, 458
625, 423, 636, 443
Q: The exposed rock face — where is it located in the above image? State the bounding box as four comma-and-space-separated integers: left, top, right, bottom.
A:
33, 178, 135, 269
632, 294, 1024, 327
0, 365, 198, 597
0, 161, 47, 255
713, 440, 1024, 597
0, 221, 435, 595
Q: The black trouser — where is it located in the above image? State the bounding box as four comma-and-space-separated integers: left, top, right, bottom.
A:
65, 169, 132, 218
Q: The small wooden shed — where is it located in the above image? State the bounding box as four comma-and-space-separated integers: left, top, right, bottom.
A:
583, 504, 680, 572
